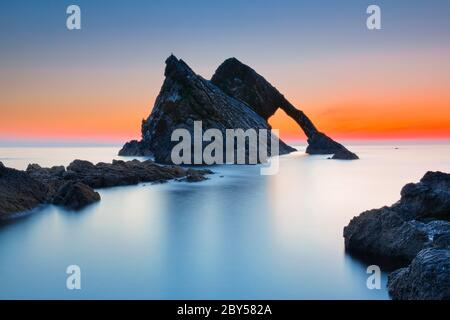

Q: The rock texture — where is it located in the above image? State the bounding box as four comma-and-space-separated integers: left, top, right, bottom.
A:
0, 160, 212, 218
392, 171, 450, 221
120, 55, 295, 163
0, 162, 48, 219
388, 248, 450, 300
344, 208, 429, 267
343, 171, 450, 299
120, 56, 357, 161
53, 181, 100, 210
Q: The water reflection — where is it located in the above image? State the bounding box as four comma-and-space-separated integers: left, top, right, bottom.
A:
0, 144, 449, 299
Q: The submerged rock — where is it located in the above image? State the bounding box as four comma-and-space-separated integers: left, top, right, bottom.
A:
120, 55, 357, 161
388, 248, 450, 300
344, 171, 450, 299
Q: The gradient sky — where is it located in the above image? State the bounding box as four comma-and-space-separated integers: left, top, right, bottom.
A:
1, 0, 449, 143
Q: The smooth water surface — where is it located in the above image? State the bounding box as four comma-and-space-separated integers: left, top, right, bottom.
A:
1, 143, 449, 299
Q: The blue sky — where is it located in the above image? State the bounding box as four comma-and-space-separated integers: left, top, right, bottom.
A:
1, 0, 449, 144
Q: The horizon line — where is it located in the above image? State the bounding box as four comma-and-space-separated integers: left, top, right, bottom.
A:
0, 136, 449, 148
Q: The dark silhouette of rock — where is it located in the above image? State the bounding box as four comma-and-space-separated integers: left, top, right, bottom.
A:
211, 57, 358, 159
331, 149, 359, 160
0, 162, 48, 218
392, 171, 450, 221
119, 140, 152, 157
120, 56, 357, 161
344, 171, 450, 267
1, 160, 212, 219
433, 233, 450, 249
26, 164, 67, 195
344, 207, 429, 268
344, 171, 450, 299
120, 55, 295, 163
64, 159, 212, 188
182, 168, 209, 182
388, 248, 450, 300
53, 181, 100, 210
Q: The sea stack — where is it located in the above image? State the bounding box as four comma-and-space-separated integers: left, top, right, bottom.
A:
119, 55, 358, 162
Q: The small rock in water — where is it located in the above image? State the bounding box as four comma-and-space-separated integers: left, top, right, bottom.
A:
52, 181, 100, 210
332, 149, 359, 160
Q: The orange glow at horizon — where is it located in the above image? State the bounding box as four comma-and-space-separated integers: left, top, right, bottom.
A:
1, 48, 450, 143
269, 99, 450, 141
2, 93, 450, 143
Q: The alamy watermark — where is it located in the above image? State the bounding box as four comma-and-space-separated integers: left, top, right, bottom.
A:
367, 5, 381, 30
171, 121, 280, 175
66, 5, 81, 30
366, 265, 381, 290
65, 4, 381, 32
66, 265, 81, 290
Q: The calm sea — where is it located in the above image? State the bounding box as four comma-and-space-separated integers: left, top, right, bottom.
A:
0, 142, 449, 299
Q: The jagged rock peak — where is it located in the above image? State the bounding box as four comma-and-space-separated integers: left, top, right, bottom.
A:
120, 55, 295, 163
164, 54, 195, 78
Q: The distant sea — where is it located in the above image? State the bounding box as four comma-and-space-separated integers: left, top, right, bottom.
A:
0, 141, 449, 299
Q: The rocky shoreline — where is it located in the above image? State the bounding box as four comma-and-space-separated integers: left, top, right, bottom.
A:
0, 160, 212, 219
344, 171, 450, 299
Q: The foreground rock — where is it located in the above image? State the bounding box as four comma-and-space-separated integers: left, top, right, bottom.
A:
344, 208, 429, 267
0, 162, 48, 219
120, 55, 357, 161
53, 181, 100, 210
344, 171, 450, 267
0, 160, 212, 218
392, 171, 450, 221
388, 248, 450, 300
344, 171, 450, 299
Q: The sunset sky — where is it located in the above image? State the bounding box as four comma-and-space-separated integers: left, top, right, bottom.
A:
1, 0, 449, 144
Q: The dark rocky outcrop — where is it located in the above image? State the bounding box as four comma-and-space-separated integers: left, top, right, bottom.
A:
0, 160, 212, 218
119, 140, 152, 157
388, 248, 450, 300
120, 55, 295, 163
120, 56, 357, 161
343, 171, 450, 299
344, 208, 429, 268
0, 162, 48, 219
392, 171, 450, 221
53, 181, 100, 210
331, 148, 359, 160
63, 159, 198, 188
